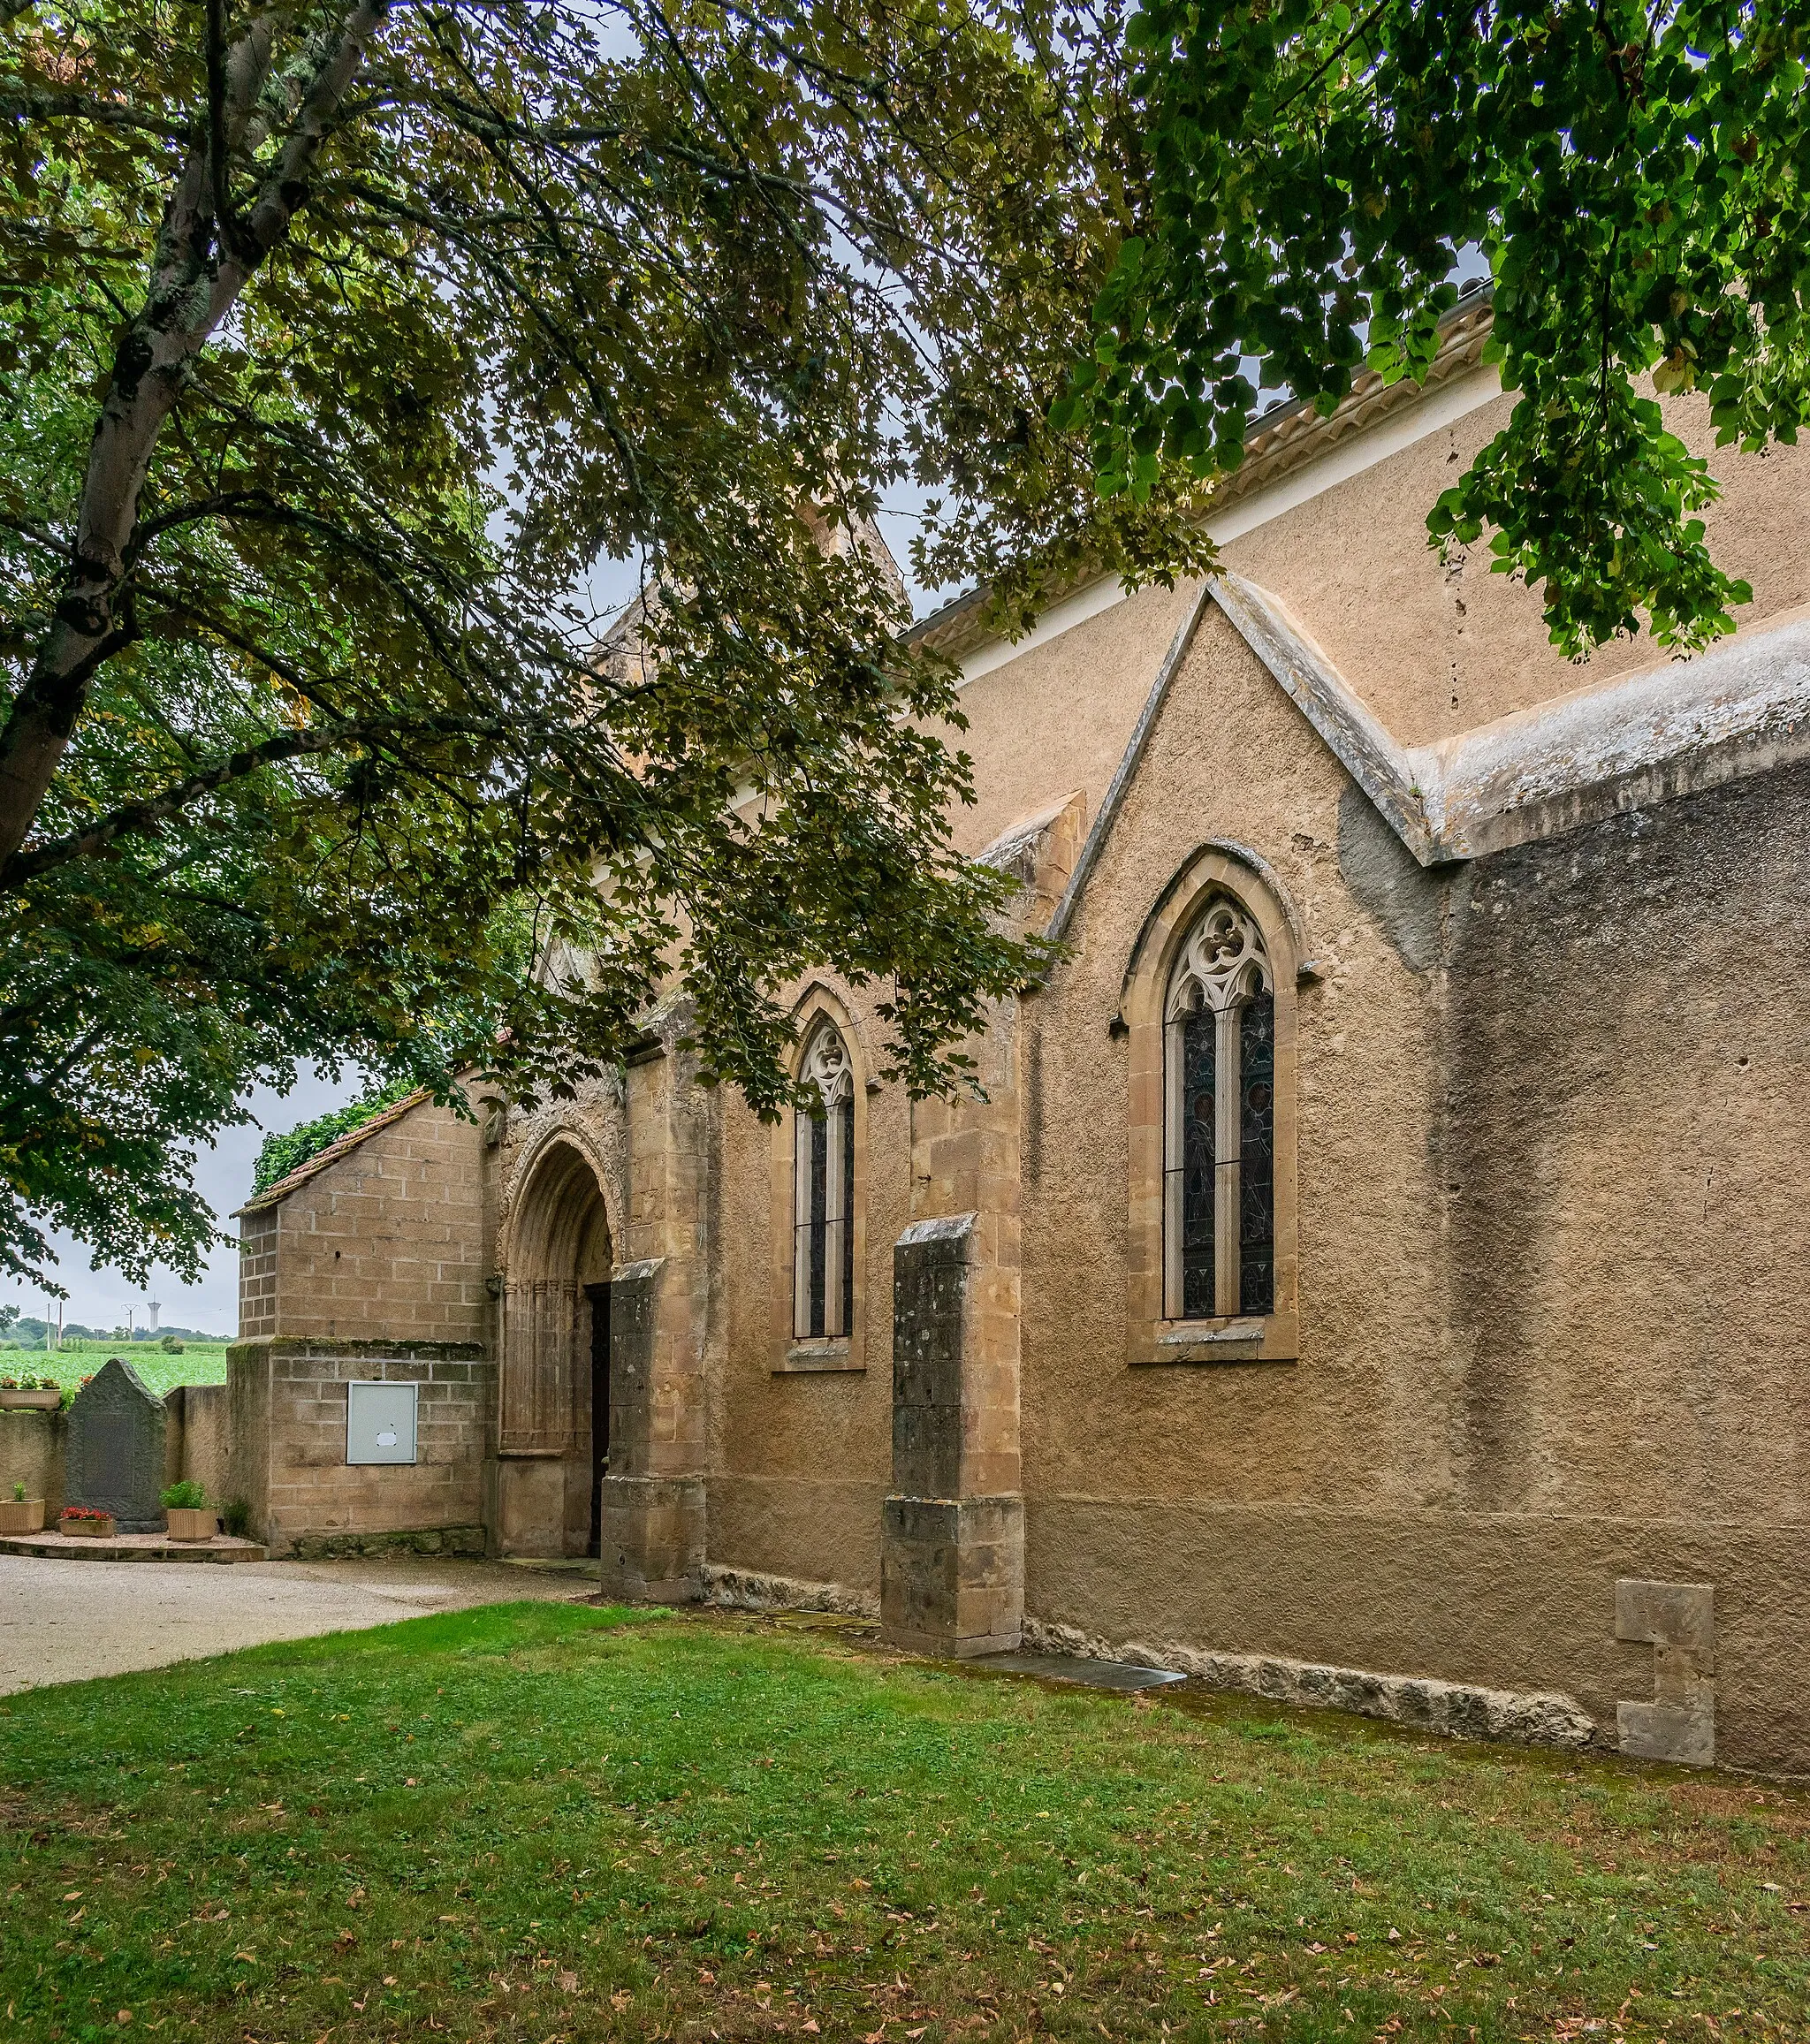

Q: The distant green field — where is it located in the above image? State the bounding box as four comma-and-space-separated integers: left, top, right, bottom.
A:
0, 1342, 232, 1399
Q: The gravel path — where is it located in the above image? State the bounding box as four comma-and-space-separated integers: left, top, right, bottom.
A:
0, 1554, 597, 1694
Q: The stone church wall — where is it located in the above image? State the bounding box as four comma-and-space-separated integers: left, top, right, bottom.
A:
232, 1092, 497, 1554
227, 1338, 491, 1558
1005, 592, 1810, 1775
223, 359, 1810, 1767
705, 991, 906, 1599
238, 1094, 490, 1346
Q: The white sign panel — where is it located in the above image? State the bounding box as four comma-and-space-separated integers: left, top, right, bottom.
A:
346, 1380, 419, 1466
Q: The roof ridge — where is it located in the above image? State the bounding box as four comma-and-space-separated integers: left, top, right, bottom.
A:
911, 283, 1496, 660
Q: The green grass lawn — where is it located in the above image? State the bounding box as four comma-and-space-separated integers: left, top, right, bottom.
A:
4, 1343, 232, 1400
2, 1601, 1805, 2044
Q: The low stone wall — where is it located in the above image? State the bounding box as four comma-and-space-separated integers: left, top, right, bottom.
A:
3, 1379, 227, 1523
228, 1338, 493, 1557
164, 1382, 229, 1499
0, 1409, 64, 1514
288, 1524, 486, 1561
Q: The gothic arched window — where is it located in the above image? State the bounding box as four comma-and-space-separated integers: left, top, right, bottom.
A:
1165, 894, 1275, 1320
794, 1023, 856, 1341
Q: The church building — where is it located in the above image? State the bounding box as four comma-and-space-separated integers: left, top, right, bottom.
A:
230, 290, 1810, 1775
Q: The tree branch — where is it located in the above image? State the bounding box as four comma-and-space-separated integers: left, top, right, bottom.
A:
1, 710, 508, 892
0, 87, 191, 141
205, 0, 252, 262
0, 0, 388, 870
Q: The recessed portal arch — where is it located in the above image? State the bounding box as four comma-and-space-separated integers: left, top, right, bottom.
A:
498, 1133, 614, 1555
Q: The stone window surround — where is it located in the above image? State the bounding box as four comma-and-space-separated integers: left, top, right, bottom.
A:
1123, 846, 1301, 1366
793, 1021, 856, 1342
770, 986, 870, 1373
1164, 892, 1275, 1320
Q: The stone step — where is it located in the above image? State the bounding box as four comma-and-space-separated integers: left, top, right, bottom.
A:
0, 1531, 268, 1563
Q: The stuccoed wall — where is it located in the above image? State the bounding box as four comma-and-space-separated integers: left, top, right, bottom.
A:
164, 1382, 229, 1501
1009, 591, 1810, 1774
690, 382, 1810, 1768
706, 990, 903, 1601
1221, 379, 1810, 750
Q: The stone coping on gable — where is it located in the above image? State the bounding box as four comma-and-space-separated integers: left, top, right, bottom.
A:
225, 1337, 491, 1364
233, 1088, 436, 1217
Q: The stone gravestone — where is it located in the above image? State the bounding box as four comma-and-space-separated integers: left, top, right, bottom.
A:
65, 1357, 167, 1532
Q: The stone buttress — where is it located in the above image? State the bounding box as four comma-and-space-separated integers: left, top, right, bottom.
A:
598, 1001, 713, 1600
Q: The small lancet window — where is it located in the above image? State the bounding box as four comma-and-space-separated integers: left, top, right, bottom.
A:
794, 1023, 856, 1341
1165, 895, 1275, 1319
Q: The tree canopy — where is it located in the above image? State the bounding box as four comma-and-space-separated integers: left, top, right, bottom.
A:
1061, 0, 1810, 657
0, 0, 1208, 1290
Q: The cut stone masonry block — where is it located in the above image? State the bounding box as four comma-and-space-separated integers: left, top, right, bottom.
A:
881, 1212, 1024, 1658
1616, 1578, 1715, 1767
881, 1494, 1024, 1658
595, 1255, 704, 1601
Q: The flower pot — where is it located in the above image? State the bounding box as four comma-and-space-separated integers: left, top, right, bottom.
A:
0, 1498, 45, 1533
0, 1387, 61, 1411
59, 1513, 115, 1539
164, 1507, 217, 1542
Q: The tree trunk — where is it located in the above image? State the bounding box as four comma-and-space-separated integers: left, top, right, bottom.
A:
0, 0, 389, 867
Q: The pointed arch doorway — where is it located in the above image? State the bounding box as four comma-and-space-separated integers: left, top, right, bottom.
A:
495, 1138, 612, 1557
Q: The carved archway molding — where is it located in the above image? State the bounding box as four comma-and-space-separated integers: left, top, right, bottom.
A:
788, 976, 873, 1083
497, 1114, 621, 1279
1116, 837, 1312, 1025
498, 1124, 614, 1457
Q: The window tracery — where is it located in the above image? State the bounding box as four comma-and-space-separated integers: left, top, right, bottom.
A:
795, 1023, 856, 1341
1165, 895, 1275, 1319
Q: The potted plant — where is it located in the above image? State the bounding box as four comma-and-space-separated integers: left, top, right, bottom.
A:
160, 1479, 217, 1542
59, 1504, 116, 1539
0, 1372, 62, 1411
0, 1479, 45, 1533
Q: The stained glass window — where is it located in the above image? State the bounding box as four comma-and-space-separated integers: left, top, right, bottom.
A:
1163, 894, 1275, 1322
840, 1098, 856, 1332
806, 1107, 828, 1336
1178, 1004, 1217, 1319
1237, 990, 1275, 1316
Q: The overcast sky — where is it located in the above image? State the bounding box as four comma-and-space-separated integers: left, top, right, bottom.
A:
3, 1063, 361, 1339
